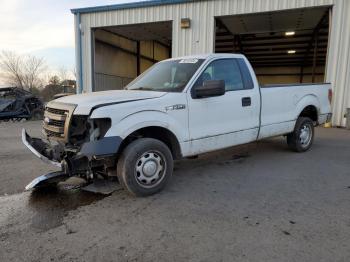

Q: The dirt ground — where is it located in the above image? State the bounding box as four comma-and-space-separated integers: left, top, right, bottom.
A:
0, 121, 350, 262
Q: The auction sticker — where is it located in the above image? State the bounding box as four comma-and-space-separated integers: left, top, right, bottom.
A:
179, 59, 198, 64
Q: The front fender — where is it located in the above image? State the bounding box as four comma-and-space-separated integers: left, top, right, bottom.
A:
104, 110, 188, 142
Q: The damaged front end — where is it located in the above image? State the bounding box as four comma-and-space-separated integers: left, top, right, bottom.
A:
22, 101, 122, 192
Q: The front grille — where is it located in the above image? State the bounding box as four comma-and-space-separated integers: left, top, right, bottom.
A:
45, 129, 63, 138
46, 107, 66, 115
48, 118, 65, 127
43, 102, 76, 142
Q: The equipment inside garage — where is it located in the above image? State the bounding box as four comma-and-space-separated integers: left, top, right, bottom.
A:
215, 7, 330, 85
92, 21, 172, 91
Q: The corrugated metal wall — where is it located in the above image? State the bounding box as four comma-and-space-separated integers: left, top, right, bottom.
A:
76, 0, 350, 126
325, 0, 350, 126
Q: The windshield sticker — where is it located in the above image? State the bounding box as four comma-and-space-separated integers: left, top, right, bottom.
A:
179, 59, 199, 64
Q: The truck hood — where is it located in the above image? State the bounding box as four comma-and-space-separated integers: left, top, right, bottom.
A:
53, 90, 167, 115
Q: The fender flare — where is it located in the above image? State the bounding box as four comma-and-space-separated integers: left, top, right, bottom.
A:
104, 110, 187, 142
294, 94, 320, 120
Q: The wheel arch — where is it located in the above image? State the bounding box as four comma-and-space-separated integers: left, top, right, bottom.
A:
102, 110, 186, 159
295, 95, 320, 123
118, 126, 182, 159
298, 105, 318, 122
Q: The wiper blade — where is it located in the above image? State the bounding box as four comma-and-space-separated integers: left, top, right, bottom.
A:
132, 87, 154, 91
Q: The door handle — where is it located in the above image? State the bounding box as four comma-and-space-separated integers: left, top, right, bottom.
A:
242, 97, 251, 107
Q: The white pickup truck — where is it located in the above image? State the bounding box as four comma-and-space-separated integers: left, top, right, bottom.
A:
23, 53, 332, 196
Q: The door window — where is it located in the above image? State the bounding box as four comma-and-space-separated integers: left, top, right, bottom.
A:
194, 59, 244, 91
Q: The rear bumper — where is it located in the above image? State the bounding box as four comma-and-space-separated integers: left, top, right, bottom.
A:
318, 113, 332, 125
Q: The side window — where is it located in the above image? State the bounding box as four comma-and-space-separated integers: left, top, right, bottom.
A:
237, 58, 254, 90
194, 59, 244, 91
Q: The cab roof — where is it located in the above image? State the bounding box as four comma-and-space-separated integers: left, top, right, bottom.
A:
164, 53, 246, 62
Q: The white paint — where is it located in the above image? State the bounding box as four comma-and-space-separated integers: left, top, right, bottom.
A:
62, 54, 331, 157
55, 89, 166, 115
75, 0, 350, 126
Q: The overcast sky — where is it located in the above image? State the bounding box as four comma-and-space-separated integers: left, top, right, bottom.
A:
0, 0, 143, 74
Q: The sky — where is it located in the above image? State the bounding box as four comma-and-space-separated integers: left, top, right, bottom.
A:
0, 0, 144, 80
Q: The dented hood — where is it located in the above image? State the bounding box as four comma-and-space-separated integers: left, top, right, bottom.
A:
53, 90, 166, 115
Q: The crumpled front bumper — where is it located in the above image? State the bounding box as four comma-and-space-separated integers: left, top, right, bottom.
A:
22, 128, 123, 191
21, 129, 62, 168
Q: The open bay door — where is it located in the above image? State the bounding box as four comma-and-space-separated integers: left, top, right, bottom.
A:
92, 21, 172, 91
215, 7, 330, 85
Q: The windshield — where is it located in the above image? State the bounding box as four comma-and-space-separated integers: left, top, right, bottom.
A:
126, 59, 204, 92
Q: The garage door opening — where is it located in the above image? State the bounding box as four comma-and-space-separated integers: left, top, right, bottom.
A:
215, 7, 330, 85
92, 21, 172, 91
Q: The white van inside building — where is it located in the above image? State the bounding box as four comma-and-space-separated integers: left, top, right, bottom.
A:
71, 0, 350, 127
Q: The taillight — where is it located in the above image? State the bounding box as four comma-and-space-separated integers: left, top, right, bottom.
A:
328, 89, 332, 104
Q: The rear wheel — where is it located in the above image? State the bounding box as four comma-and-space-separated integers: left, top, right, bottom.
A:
117, 138, 173, 197
287, 117, 314, 152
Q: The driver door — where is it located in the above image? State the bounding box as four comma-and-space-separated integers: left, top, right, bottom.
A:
187, 58, 260, 155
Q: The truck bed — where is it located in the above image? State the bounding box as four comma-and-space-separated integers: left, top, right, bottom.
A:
258, 82, 331, 139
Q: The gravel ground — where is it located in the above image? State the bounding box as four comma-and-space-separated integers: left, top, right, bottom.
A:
0, 121, 349, 262
0, 121, 55, 195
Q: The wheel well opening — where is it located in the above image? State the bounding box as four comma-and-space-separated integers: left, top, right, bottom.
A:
299, 105, 318, 122
118, 126, 182, 159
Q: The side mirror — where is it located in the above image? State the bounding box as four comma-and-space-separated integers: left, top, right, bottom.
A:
194, 80, 225, 98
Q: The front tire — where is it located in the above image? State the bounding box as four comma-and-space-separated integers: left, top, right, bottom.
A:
117, 138, 173, 197
287, 117, 314, 152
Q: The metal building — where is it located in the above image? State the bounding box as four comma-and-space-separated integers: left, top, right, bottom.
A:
71, 0, 350, 127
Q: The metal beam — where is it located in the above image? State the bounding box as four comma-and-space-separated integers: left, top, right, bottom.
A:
300, 11, 328, 83
136, 41, 141, 75
215, 19, 236, 51
215, 45, 328, 52
216, 29, 328, 40
238, 51, 327, 57
238, 39, 328, 48
239, 33, 328, 42
311, 33, 319, 83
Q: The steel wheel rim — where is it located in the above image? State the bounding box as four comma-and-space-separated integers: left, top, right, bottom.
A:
299, 124, 312, 147
134, 150, 166, 188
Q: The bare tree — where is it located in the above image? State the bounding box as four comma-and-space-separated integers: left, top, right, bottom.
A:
71, 67, 77, 80
0, 50, 46, 91
0, 50, 24, 88
58, 66, 69, 84
23, 55, 46, 91
49, 75, 61, 85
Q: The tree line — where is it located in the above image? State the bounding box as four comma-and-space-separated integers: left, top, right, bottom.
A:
0, 50, 76, 101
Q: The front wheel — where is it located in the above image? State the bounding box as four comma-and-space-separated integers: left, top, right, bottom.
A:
117, 138, 173, 197
287, 117, 314, 152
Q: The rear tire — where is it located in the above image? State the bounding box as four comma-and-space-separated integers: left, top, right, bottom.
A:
117, 138, 173, 197
287, 117, 314, 152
